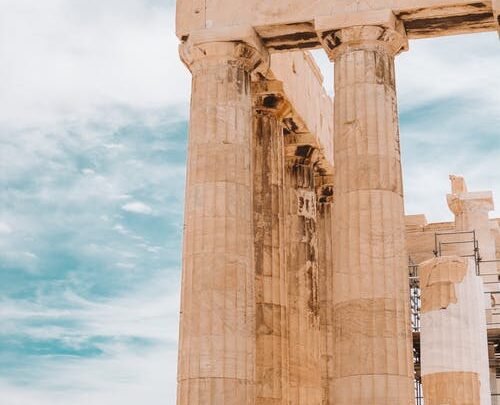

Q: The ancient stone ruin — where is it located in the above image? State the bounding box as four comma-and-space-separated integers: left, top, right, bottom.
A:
174, 0, 500, 403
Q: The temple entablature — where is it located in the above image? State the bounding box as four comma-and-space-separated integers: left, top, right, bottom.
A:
177, 0, 498, 48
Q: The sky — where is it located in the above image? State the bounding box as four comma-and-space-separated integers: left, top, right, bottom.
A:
0, 1, 498, 404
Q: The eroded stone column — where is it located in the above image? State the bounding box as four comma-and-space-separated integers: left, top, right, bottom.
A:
324, 25, 414, 404
285, 156, 322, 405
419, 256, 491, 405
177, 40, 265, 405
252, 81, 289, 405
316, 176, 335, 405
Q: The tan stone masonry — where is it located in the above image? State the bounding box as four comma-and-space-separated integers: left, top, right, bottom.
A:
177, 41, 265, 405
176, 1, 499, 403
253, 81, 289, 405
326, 25, 414, 405
420, 256, 468, 313
284, 160, 322, 405
423, 371, 481, 405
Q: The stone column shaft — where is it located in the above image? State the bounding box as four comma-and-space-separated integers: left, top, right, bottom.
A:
419, 256, 491, 405
285, 159, 322, 405
177, 41, 264, 405
326, 25, 414, 404
253, 86, 289, 405
316, 181, 335, 405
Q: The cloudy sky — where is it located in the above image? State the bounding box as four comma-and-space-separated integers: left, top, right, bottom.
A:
0, 0, 498, 404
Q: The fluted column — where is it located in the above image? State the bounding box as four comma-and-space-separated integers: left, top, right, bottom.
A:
285, 158, 322, 405
177, 40, 266, 405
324, 25, 414, 404
252, 82, 289, 405
316, 178, 335, 405
419, 256, 491, 405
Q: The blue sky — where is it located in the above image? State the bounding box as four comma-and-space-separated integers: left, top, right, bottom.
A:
0, 1, 498, 404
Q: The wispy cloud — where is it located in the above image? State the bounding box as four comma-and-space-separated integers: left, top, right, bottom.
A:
0, 222, 12, 234
122, 202, 154, 215
0, 0, 189, 129
0, 107, 186, 405
0, 341, 178, 405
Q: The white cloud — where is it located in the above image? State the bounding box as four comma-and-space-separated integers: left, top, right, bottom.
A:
121, 201, 154, 215
82, 168, 95, 176
312, 32, 500, 109
0, 272, 180, 405
1, 273, 180, 342
0, 345, 178, 405
0, 0, 190, 129
397, 33, 500, 112
0, 221, 12, 234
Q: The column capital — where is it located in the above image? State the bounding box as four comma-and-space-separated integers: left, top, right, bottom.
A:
315, 11, 408, 60
322, 25, 407, 60
179, 26, 269, 75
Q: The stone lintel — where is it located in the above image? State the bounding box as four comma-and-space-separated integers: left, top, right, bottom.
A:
176, 0, 497, 46
314, 9, 398, 35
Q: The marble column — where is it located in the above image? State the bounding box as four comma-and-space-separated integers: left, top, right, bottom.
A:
252, 81, 289, 405
177, 41, 265, 405
285, 157, 322, 405
419, 256, 491, 405
316, 177, 335, 405
324, 25, 414, 404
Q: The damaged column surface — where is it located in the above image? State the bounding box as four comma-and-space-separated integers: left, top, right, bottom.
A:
419, 256, 491, 405
319, 16, 415, 404
315, 173, 335, 404
284, 151, 322, 404
177, 33, 268, 405
252, 80, 289, 405
271, 51, 333, 405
